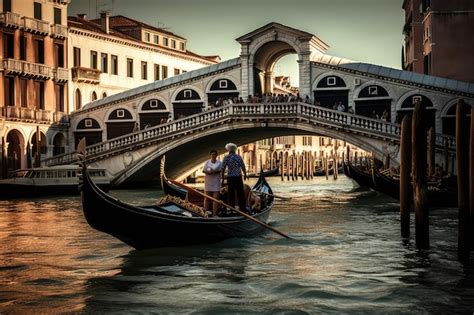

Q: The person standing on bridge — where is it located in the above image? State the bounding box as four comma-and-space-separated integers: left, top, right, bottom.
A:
221, 143, 248, 213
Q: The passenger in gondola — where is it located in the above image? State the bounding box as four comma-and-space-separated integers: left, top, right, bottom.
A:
221, 143, 248, 213
243, 184, 262, 212
202, 149, 223, 216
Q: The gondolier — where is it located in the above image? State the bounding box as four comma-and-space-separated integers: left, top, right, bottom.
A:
221, 143, 248, 212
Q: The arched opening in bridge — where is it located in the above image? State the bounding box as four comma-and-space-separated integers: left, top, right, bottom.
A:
252, 41, 299, 97
74, 118, 103, 147
442, 101, 471, 136
313, 75, 349, 110
272, 54, 299, 94
397, 94, 435, 127
354, 85, 391, 120
6, 129, 24, 172
53, 133, 67, 156
139, 99, 169, 129
207, 79, 239, 107
172, 88, 203, 119
106, 108, 135, 140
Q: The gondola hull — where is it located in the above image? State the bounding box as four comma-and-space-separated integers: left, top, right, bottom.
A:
344, 162, 375, 188
81, 158, 274, 250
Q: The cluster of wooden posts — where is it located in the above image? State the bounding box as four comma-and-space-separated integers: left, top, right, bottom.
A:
277, 150, 343, 181
400, 99, 473, 263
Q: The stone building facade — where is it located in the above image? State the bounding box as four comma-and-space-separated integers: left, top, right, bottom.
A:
402, 0, 474, 83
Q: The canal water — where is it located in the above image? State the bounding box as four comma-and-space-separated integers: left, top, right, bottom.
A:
0, 176, 473, 313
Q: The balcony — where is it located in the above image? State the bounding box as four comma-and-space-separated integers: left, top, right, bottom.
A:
48, 0, 72, 4
22, 16, 50, 35
2, 58, 23, 75
54, 67, 69, 82
51, 24, 68, 39
0, 12, 22, 28
22, 61, 53, 80
4, 107, 51, 123
71, 67, 101, 84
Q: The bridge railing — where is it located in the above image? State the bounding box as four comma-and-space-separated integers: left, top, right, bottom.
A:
42, 102, 455, 166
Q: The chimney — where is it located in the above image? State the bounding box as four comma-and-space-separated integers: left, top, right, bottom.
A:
77, 13, 87, 20
100, 11, 110, 34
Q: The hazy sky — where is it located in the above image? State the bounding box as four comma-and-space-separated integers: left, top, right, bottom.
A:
69, 0, 404, 86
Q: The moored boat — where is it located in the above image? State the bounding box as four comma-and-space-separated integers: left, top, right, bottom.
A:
79, 143, 276, 250
0, 165, 110, 199
344, 162, 375, 189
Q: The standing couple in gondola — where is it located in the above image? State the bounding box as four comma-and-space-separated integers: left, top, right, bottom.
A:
202, 143, 251, 216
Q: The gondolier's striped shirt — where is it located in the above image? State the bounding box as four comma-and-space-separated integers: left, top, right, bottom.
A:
222, 152, 246, 177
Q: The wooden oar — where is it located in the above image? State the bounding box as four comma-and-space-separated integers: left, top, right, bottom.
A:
184, 185, 291, 239
255, 191, 292, 201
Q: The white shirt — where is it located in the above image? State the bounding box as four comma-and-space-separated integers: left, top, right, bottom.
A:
203, 159, 223, 192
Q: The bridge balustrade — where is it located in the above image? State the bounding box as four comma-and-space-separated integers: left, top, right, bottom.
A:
42, 102, 456, 166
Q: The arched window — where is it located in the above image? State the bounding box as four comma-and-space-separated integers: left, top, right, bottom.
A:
313, 75, 348, 110
75, 89, 82, 110
102, 92, 107, 99
91, 91, 98, 101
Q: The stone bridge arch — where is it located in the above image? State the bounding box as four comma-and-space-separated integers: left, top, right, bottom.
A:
106, 120, 398, 186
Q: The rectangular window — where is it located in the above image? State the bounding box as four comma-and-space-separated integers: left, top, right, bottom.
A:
111, 55, 118, 75
368, 86, 378, 95
20, 79, 28, 108
219, 80, 228, 88
174, 68, 180, 76
117, 109, 125, 118
55, 84, 64, 112
54, 8, 62, 24
150, 100, 158, 108
180, 42, 185, 51
171, 39, 176, 49
423, 52, 431, 75
85, 119, 93, 127
154, 64, 160, 80
163, 37, 169, 46
55, 43, 64, 67
73, 47, 81, 67
162, 65, 168, 79
127, 58, 133, 77
90, 50, 98, 69
141, 61, 148, 80
20, 36, 26, 61
36, 81, 45, 110
184, 90, 192, 98
4, 77, 14, 107
35, 39, 44, 64
4, 33, 14, 58
327, 77, 336, 86
145, 32, 150, 42
3, 0, 11, 12
101, 53, 108, 73
412, 96, 422, 105
153, 34, 159, 44
34, 2, 42, 20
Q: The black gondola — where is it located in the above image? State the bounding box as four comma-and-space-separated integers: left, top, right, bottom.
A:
79, 146, 275, 250
248, 166, 280, 178
371, 166, 457, 207
371, 167, 401, 200
344, 161, 375, 189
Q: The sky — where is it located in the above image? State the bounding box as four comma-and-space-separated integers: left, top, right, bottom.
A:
69, 0, 405, 87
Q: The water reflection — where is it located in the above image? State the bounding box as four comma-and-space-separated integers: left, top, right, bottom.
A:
0, 176, 473, 313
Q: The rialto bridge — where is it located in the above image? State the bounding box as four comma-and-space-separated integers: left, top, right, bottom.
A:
27, 23, 474, 185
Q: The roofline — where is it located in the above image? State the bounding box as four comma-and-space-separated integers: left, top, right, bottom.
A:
68, 24, 218, 65
91, 15, 187, 40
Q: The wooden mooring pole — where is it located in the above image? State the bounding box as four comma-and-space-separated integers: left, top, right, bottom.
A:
470, 106, 474, 249
412, 101, 429, 249
428, 127, 436, 177
456, 99, 470, 262
400, 114, 412, 238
